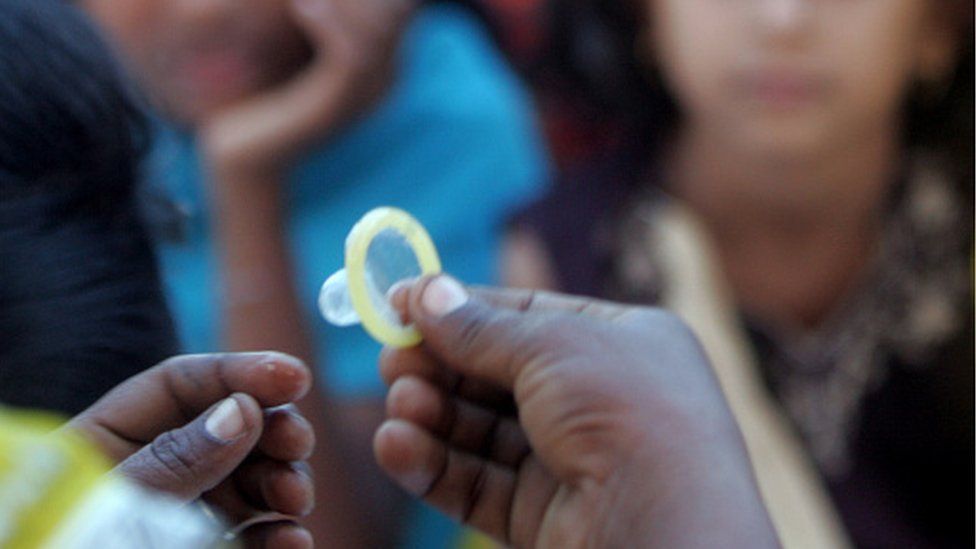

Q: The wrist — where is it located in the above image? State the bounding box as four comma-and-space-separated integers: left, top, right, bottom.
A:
204, 148, 286, 188
201, 145, 289, 211
199, 120, 293, 184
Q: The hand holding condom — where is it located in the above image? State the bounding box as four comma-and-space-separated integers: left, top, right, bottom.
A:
372, 276, 779, 548
321, 208, 777, 547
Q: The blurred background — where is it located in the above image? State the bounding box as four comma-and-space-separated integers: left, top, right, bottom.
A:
1, 0, 972, 547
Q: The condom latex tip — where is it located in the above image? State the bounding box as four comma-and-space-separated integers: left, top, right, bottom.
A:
318, 269, 360, 327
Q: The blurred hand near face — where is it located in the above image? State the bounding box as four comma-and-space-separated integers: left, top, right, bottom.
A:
376, 276, 779, 548
200, 0, 417, 179
67, 352, 316, 549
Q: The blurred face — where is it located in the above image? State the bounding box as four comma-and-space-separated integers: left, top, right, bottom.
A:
82, 0, 312, 126
645, 0, 955, 158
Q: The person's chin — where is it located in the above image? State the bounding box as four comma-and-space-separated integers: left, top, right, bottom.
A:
733, 112, 837, 161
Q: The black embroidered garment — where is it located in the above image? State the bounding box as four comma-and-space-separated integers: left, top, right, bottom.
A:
516, 151, 974, 548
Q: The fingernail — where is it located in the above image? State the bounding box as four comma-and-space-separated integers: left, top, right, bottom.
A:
205, 397, 245, 443
421, 276, 468, 317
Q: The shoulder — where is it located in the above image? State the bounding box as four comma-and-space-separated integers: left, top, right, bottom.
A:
396, 3, 541, 146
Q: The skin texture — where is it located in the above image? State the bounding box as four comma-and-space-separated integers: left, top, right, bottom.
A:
81, 0, 415, 545
506, 0, 957, 329
375, 275, 780, 548
67, 352, 315, 549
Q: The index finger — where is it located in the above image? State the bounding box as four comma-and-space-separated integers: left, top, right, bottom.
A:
70, 352, 311, 461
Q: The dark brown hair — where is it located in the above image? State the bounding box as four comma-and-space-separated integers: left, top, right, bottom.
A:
0, 0, 177, 415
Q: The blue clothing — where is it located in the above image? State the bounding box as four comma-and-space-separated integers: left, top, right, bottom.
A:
146, 4, 548, 547
149, 4, 547, 392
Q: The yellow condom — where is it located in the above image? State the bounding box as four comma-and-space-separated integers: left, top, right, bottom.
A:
342, 207, 441, 347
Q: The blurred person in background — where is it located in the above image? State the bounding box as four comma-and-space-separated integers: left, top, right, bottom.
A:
507, 0, 973, 547
79, 0, 550, 545
0, 0, 177, 416
482, 0, 645, 169
0, 2, 312, 546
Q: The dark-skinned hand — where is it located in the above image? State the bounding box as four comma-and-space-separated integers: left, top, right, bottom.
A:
375, 275, 780, 548
67, 352, 316, 549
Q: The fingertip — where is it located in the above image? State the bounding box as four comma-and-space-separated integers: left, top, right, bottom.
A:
373, 419, 404, 464
386, 376, 444, 429
378, 346, 400, 385
243, 520, 313, 549
262, 462, 315, 517
379, 345, 451, 391
276, 526, 314, 549
387, 279, 415, 322
373, 419, 437, 496
372, 421, 400, 479
257, 352, 313, 404
260, 407, 315, 461
149, 352, 311, 424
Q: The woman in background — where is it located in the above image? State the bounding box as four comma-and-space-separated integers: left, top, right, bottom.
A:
508, 1, 973, 546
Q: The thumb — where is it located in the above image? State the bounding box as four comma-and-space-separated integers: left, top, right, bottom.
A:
116, 393, 263, 502
404, 275, 557, 391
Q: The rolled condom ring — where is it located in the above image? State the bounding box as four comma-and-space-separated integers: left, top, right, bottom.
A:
318, 207, 441, 347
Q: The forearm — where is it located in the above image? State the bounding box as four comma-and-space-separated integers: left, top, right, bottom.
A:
208, 170, 308, 356
207, 167, 383, 546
